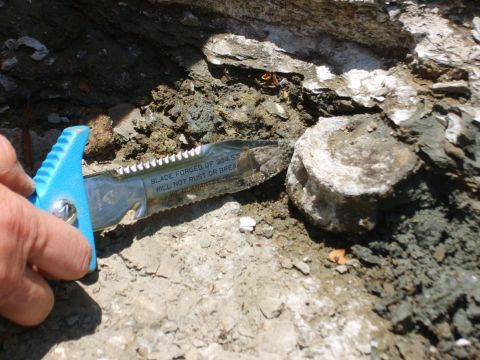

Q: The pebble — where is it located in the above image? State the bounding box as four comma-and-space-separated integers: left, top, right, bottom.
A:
17, 36, 49, 61
433, 244, 446, 263
163, 320, 178, 333
455, 338, 471, 347
335, 265, 348, 274
4, 38, 18, 50
1, 57, 18, 71
472, 17, 480, 43
200, 237, 211, 248
239, 216, 256, 233
281, 257, 293, 269
47, 113, 69, 124
293, 260, 310, 275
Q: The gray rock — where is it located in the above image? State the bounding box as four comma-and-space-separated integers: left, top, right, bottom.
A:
293, 260, 310, 275
17, 36, 49, 61
286, 114, 417, 233
431, 81, 470, 96
109, 104, 142, 141
1, 57, 18, 71
351, 245, 382, 266
335, 265, 348, 274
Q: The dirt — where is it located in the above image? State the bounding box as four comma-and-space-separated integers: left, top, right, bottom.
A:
0, 1, 479, 359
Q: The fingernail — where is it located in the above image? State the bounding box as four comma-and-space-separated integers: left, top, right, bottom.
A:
81, 249, 92, 273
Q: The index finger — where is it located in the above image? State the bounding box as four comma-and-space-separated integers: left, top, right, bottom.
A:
0, 134, 35, 196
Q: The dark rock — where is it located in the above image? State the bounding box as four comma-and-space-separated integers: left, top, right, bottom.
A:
351, 245, 382, 266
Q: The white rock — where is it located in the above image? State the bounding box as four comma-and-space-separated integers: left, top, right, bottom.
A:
445, 113, 465, 145
17, 36, 49, 61
239, 216, 256, 233
472, 17, 480, 44
335, 265, 348, 274
286, 114, 416, 233
455, 338, 471, 347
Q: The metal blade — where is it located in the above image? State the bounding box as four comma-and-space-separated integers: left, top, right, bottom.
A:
84, 139, 293, 231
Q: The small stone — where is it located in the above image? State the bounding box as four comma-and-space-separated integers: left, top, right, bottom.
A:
472, 17, 480, 43
431, 81, 470, 96
261, 224, 274, 239
109, 104, 142, 140
1, 57, 18, 71
163, 320, 178, 333
192, 339, 206, 348
220, 315, 237, 332
433, 244, 446, 263
335, 265, 348, 274
445, 112, 466, 146
293, 260, 310, 275
4, 39, 18, 50
351, 245, 382, 266
17, 36, 49, 61
239, 216, 256, 233
356, 342, 371, 355
179, 133, 188, 144
200, 237, 211, 248
98, 48, 108, 57
180, 11, 200, 27
47, 113, 69, 124
455, 338, 471, 347
281, 258, 293, 269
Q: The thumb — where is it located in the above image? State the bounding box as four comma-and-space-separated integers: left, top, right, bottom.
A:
0, 134, 35, 196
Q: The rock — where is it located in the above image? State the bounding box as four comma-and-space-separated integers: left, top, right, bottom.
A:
1, 57, 18, 71
455, 338, 471, 347
109, 104, 142, 141
293, 260, 310, 275
391, 300, 414, 334
431, 81, 470, 96
445, 112, 466, 146
280, 258, 293, 269
199, 237, 211, 248
286, 114, 417, 233
17, 36, 49, 61
334, 265, 348, 274
351, 245, 382, 266
336, 68, 423, 126
239, 216, 256, 233
257, 287, 285, 319
47, 113, 69, 124
433, 245, 446, 263
472, 17, 480, 44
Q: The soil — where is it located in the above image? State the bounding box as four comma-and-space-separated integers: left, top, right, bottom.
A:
0, 1, 479, 359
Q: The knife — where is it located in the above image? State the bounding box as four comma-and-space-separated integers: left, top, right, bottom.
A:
29, 126, 293, 272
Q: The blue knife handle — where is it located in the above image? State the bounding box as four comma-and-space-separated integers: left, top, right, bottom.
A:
29, 126, 96, 272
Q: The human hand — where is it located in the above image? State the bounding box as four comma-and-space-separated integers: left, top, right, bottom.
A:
0, 134, 91, 326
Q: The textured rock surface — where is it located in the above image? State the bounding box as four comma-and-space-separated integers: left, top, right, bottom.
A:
286, 114, 417, 233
